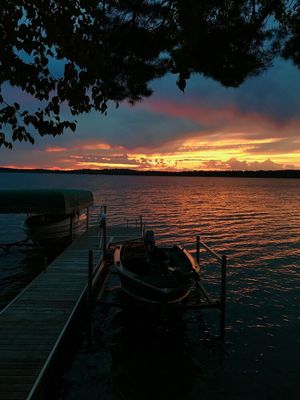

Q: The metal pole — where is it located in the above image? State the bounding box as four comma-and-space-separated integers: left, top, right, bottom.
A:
87, 250, 93, 348
70, 215, 73, 241
140, 222, 146, 244
86, 207, 89, 230
102, 205, 107, 257
87, 250, 93, 306
139, 215, 143, 235
220, 255, 227, 339
196, 235, 200, 266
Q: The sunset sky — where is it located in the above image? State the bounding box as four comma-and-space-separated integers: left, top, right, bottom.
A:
1, 58, 300, 171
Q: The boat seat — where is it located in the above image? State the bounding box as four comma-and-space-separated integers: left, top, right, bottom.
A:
123, 255, 149, 275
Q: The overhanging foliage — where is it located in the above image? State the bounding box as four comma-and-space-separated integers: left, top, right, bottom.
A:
0, 0, 298, 148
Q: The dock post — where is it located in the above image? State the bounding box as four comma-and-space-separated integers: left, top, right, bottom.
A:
87, 249, 93, 347
88, 250, 93, 306
220, 255, 227, 339
102, 205, 107, 257
196, 235, 200, 265
70, 215, 74, 241
140, 215, 143, 235
86, 207, 89, 230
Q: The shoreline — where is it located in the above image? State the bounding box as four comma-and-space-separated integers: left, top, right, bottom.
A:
1, 167, 300, 179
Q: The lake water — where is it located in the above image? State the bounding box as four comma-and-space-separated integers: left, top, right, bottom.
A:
0, 172, 300, 399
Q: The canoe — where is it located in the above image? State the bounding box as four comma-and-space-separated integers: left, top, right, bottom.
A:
114, 238, 200, 304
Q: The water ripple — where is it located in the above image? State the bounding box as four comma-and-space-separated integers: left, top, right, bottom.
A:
1, 173, 300, 397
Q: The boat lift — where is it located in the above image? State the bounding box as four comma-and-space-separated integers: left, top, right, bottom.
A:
87, 208, 228, 340
0, 189, 94, 250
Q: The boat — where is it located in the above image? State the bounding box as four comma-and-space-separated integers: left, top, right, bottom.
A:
0, 189, 93, 244
24, 212, 86, 243
114, 231, 200, 304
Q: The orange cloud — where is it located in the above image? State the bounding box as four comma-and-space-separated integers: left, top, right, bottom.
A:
2, 97, 300, 171
76, 161, 140, 168
44, 141, 113, 153
45, 147, 68, 152
1, 164, 37, 169
141, 98, 299, 141
80, 142, 112, 150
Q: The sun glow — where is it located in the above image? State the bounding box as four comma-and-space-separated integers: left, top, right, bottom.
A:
76, 161, 141, 168
125, 136, 292, 170
2, 100, 300, 171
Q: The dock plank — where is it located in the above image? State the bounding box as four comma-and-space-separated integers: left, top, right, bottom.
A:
0, 224, 140, 400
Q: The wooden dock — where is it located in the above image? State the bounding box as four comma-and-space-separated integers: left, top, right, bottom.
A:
0, 224, 141, 400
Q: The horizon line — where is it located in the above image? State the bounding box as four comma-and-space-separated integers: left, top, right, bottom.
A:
0, 166, 300, 176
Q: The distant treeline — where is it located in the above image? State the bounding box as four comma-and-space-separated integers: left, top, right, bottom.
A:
1, 167, 300, 179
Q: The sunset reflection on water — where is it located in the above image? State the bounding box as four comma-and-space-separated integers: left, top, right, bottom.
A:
0, 173, 299, 399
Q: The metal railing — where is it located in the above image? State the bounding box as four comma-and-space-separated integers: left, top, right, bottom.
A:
85, 209, 228, 339
125, 215, 144, 235
195, 235, 227, 339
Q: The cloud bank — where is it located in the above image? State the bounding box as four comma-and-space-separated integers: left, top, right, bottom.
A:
1, 59, 300, 170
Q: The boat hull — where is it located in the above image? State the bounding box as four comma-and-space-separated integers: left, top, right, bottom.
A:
24, 213, 85, 244
116, 243, 200, 304
119, 269, 192, 304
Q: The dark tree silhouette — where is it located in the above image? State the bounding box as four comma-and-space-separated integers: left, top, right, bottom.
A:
0, 0, 298, 148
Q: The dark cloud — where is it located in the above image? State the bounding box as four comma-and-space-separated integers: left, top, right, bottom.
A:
1, 57, 300, 169
74, 106, 202, 149
150, 59, 300, 123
